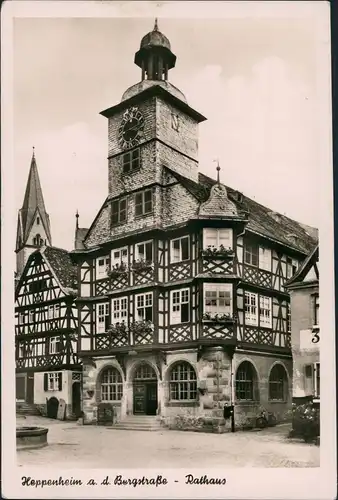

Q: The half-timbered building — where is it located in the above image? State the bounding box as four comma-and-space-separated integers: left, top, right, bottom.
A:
285, 245, 320, 408
15, 246, 81, 418
71, 21, 318, 430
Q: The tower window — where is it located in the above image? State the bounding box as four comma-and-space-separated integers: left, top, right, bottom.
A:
36, 216, 40, 225
111, 198, 127, 226
135, 189, 153, 217
33, 234, 44, 247
122, 149, 140, 174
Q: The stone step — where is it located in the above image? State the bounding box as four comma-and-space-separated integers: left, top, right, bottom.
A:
109, 424, 163, 432
16, 403, 40, 416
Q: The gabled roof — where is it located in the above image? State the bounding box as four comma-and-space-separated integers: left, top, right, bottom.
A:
17, 151, 52, 247
15, 246, 78, 299
164, 167, 317, 254
285, 244, 319, 288
43, 246, 78, 290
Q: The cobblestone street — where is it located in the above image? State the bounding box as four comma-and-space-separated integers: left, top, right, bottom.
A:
17, 416, 319, 468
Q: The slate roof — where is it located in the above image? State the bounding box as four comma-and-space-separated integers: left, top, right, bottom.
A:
43, 246, 78, 290
75, 227, 89, 250
165, 167, 318, 255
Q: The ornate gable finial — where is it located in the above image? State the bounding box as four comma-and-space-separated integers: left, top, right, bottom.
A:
32, 146, 35, 159
76, 209, 79, 230
154, 18, 159, 31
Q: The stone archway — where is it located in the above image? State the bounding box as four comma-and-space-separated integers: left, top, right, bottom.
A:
132, 363, 158, 416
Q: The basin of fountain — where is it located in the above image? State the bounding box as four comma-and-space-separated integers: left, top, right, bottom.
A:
16, 426, 49, 450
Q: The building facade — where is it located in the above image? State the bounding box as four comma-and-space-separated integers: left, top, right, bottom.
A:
71, 22, 318, 430
15, 154, 81, 419
286, 245, 320, 406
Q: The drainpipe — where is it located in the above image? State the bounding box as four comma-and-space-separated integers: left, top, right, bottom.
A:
230, 351, 235, 433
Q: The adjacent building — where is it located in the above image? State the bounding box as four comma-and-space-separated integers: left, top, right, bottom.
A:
15, 153, 81, 419
286, 245, 320, 406
70, 21, 318, 430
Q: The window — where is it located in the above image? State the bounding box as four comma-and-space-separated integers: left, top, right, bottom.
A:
122, 148, 140, 174
204, 228, 232, 249
33, 234, 44, 246
136, 292, 153, 322
204, 284, 232, 316
135, 189, 153, 217
36, 216, 40, 225
170, 362, 197, 401
97, 303, 110, 333
269, 364, 288, 401
314, 295, 319, 326
18, 313, 25, 325
235, 361, 257, 401
259, 247, 271, 271
100, 367, 123, 401
286, 257, 298, 279
314, 362, 320, 398
48, 304, 60, 319
29, 310, 35, 323
49, 337, 61, 354
171, 236, 189, 263
18, 344, 25, 358
111, 198, 127, 225
46, 372, 61, 391
136, 241, 153, 262
96, 256, 110, 278
29, 279, 47, 293
244, 291, 258, 326
171, 289, 190, 324
287, 303, 291, 333
134, 363, 157, 380
111, 247, 128, 267
112, 297, 128, 324
259, 296, 272, 328
244, 242, 259, 266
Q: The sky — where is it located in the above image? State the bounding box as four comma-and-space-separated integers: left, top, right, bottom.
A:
12, 2, 330, 251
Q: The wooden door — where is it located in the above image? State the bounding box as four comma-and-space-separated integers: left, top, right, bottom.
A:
72, 382, 82, 417
26, 373, 34, 404
133, 383, 146, 414
146, 383, 158, 415
16, 375, 26, 401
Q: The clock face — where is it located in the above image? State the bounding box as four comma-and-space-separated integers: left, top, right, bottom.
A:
118, 107, 145, 149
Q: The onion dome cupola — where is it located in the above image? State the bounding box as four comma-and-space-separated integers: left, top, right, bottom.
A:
134, 19, 177, 81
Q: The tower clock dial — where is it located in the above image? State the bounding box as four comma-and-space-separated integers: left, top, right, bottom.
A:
118, 107, 145, 149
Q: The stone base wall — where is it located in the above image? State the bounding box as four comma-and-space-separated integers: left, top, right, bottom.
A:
80, 348, 292, 432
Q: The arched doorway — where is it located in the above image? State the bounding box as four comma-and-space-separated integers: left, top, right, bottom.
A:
132, 363, 158, 415
72, 382, 82, 418
47, 397, 59, 419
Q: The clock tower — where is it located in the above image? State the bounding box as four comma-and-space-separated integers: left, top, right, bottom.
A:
100, 20, 206, 200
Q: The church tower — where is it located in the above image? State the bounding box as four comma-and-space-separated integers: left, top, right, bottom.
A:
15, 148, 52, 277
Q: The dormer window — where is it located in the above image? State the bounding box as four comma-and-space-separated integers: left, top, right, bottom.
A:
36, 216, 40, 225
135, 189, 153, 217
111, 198, 127, 226
122, 148, 140, 174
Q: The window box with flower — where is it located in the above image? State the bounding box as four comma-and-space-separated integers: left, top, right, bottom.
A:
201, 245, 235, 259
107, 321, 128, 337
107, 262, 129, 280
202, 312, 235, 323
129, 320, 154, 336
131, 259, 154, 273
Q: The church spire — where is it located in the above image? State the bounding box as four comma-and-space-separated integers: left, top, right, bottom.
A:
134, 19, 177, 81
16, 149, 52, 274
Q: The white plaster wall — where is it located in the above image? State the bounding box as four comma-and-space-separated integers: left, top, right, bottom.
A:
34, 370, 72, 405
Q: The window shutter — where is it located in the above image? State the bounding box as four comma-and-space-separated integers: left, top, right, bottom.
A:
111, 201, 119, 224
204, 229, 217, 248
135, 193, 143, 216
219, 229, 231, 247
44, 373, 48, 391
259, 247, 271, 271
58, 373, 63, 391
119, 199, 127, 222
144, 190, 153, 213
